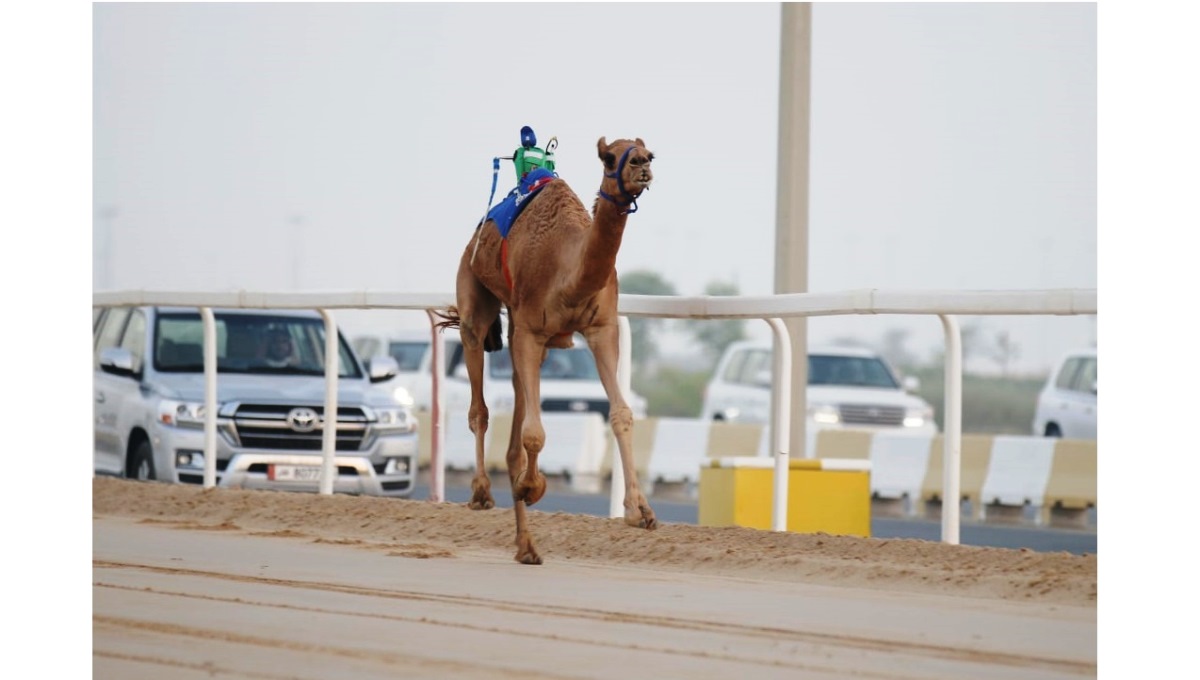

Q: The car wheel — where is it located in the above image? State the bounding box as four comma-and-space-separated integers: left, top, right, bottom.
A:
128, 440, 157, 480
1044, 423, 1062, 438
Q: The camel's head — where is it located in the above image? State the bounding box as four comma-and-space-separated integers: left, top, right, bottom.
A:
597, 137, 654, 212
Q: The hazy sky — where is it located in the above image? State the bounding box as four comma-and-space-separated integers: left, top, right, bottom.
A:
92, 2, 1096, 373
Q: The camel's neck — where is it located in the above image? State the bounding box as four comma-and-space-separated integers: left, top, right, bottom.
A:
564, 196, 630, 305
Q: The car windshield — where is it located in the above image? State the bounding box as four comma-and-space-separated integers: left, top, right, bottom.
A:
153, 311, 363, 378
808, 355, 899, 389
489, 347, 601, 381
387, 341, 429, 371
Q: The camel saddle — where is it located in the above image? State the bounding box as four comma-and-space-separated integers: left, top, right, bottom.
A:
479, 167, 557, 239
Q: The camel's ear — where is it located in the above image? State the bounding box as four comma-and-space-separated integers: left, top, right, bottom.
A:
635, 137, 645, 148
597, 136, 616, 170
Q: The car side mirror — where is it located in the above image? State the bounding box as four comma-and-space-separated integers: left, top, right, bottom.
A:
367, 356, 399, 383
903, 376, 920, 392
99, 347, 136, 377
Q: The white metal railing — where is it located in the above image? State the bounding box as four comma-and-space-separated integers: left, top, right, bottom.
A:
92, 287, 1097, 545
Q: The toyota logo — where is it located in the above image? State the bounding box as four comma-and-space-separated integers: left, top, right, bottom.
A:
287, 407, 321, 433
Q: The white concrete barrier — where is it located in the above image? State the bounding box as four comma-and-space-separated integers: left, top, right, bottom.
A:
869, 431, 936, 505
979, 435, 1057, 522
646, 417, 714, 484
539, 413, 609, 478
424, 411, 1096, 527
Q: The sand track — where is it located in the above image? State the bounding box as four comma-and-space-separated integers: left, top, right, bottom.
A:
93, 477, 1095, 606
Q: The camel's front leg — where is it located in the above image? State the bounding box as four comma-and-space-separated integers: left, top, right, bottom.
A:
509, 331, 548, 508
502, 330, 551, 565
584, 325, 657, 530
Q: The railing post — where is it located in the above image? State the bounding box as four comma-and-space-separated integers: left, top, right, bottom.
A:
765, 318, 793, 531
425, 310, 445, 503
200, 307, 218, 489
940, 314, 963, 545
318, 309, 340, 495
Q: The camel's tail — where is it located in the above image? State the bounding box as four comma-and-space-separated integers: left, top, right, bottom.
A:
432, 307, 504, 352
431, 307, 461, 331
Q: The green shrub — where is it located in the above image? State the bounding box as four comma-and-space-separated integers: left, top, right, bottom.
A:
908, 367, 1045, 435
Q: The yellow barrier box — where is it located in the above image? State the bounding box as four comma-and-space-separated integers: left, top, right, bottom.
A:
698, 457, 871, 537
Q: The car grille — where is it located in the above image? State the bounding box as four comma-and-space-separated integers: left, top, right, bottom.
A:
230, 404, 369, 451
839, 404, 906, 427
542, 398, 609, 419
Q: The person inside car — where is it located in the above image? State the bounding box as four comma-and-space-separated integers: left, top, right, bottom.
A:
261, 329, 297, 368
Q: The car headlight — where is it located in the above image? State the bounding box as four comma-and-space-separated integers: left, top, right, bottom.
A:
383, 456, 412, 475
808, 403, 841, 425
373, 406, 416, 433
158, 399, 206, 428
492, 394, 515, 412
904, 405, 935, 428
391, 385, 415, 407
176, 450, 206, 469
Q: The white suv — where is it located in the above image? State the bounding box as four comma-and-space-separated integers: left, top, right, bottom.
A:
93, 306, 418, 496
1032, 347, 1097, 439
700, 340, 937, 434
355, 328, 648, 419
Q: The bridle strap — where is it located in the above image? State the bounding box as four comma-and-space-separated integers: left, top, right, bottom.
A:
597, 146, 641, 214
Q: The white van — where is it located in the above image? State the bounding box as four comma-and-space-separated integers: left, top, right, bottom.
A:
700, 340, 937, 434
355, 328, 647, 419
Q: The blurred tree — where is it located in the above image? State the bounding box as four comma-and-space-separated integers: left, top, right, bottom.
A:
989, 330, 1021, 377
632, 365, 710, 417
618, 269, 677, 371
686, 280, 747, 367
879, 327, 918, 371
959, 320, 986, 365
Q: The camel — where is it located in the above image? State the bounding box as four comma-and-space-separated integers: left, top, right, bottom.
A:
437, 136, 657, 564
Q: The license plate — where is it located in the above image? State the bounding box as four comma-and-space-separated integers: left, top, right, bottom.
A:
268, 464, 322, 481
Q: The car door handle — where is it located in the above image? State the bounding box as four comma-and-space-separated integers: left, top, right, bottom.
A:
95, 392, 105, 404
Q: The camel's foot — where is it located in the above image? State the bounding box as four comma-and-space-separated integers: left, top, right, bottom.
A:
468, 474, 494, 510
514, 530, 542, 565
624, 495, 658, 530
513, 469, 547, 506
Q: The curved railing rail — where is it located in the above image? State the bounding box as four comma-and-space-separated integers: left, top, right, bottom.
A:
93, 287, 1097, 545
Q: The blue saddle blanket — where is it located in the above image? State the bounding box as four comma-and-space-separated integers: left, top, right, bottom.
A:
482, 167, 557, 238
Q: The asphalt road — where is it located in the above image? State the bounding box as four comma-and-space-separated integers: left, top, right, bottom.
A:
412, 482, 1098, 556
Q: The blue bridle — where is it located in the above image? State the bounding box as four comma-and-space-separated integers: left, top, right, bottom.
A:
596, 145, 645, 215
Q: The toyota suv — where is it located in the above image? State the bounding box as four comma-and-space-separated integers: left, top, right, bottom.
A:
700, 340, 937, 434
93, 306, 419, 497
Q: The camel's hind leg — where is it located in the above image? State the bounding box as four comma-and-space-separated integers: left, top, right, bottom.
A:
584, 324, 657, 530
455, 265, 501, 510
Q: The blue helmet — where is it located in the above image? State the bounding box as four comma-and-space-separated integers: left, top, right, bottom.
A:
520, 125, 537, 149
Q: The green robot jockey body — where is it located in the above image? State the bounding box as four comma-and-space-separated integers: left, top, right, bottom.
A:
511, 125, 557, 182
